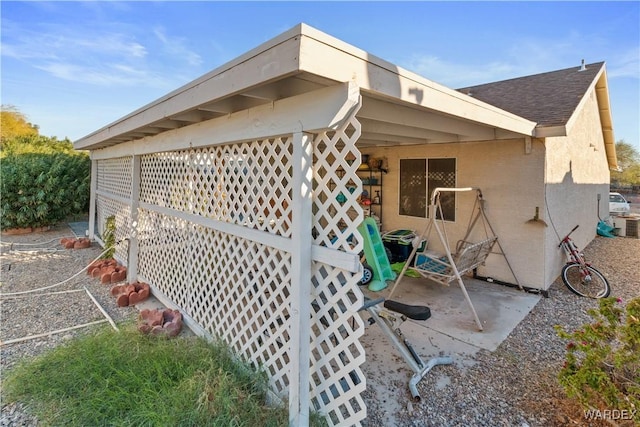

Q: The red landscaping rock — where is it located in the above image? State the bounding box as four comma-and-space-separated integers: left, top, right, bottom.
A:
138, 308, 165, 334
88, 259, 127, 284
100, 270, 115, 284
1, 226, 51, 236
116, 293, 130, 307
2, 227, 33, 235
73, 238, 91, 249
137, 308, 183, 337
111, 283, 135, 297
110, 282, 149, 307
128, 282, 150, 305
87, 260, 105, 276
111, 283, 136, 306
110, 269, 127, 283
60, 237, 92, 249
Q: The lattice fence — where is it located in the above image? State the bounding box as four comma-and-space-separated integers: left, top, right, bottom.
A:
310, 119, 367, 424
95, 157, 132, 262
93, 114, 367, 425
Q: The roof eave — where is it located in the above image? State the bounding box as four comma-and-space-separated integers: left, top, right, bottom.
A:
75, 25, 306, 150
562, 64, 618, 170
297, 27, 536, 138
534, 126, 567, 138
75, 23, 538, 151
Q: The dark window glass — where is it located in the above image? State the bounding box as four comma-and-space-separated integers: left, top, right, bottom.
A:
399, 159, 426, 217
428, 158, 456, 221
399, 158, 456, 221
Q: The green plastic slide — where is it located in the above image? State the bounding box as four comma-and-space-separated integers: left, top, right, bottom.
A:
357, 218, 396, 291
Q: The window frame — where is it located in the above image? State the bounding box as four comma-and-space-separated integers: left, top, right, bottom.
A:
398, 157, 457, 221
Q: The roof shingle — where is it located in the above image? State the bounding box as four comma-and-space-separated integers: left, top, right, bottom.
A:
457, 62, 605, 128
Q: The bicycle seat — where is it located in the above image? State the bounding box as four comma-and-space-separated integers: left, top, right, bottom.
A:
384, 299, 431, 321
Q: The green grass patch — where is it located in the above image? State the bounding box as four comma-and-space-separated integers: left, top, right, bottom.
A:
4, 324, 325, 426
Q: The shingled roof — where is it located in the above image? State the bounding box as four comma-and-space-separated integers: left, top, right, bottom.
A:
457, 62, 605, 129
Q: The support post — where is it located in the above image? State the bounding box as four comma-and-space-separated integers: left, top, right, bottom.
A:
127, 155, 141, 283
289, 132, 313, 427
88, 159, 98, 240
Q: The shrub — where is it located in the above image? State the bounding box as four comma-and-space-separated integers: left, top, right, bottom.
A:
1, 151, 90, 230
555, 297, 640, 413
1, 134, 76, 157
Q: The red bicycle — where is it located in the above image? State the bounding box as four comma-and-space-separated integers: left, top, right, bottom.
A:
558, 225, 610, 298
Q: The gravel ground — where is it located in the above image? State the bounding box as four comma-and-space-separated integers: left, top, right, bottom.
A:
1, 226, 638, 426
362, 235, 639, 427
1, 225, 138, 426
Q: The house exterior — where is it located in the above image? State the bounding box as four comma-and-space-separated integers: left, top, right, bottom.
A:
75, 24, 616, 426
365, 60, 617, 293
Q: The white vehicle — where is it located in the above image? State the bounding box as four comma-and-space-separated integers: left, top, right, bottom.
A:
609, 192, 630, 216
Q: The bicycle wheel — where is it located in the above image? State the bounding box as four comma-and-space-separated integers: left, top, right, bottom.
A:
561, 263, 610, 298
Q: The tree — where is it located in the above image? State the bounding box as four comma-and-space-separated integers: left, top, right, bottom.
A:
0, 108, 90, 230
611, 140, 640, 188
1, 105, 39, 141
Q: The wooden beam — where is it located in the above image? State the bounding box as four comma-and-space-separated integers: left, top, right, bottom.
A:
152, 120, 182, 129
169, 110, 210, 123
358, 117, 456, 141
360, 131, 432, 145
288, 131, 313, 427
359, 96, 497, 140
90, 82, 361, 159
241, 86, 280, 101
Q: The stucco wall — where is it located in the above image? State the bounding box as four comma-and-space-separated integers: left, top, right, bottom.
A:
542, 88, 611, 287
358, 87, 611, 291
361, 137, 548, 289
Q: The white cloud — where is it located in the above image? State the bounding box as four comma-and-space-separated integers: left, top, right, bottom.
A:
405, 31, 638, 88
1, 19, 201, 88
36, 61, 169, 87
154, 26, 203, 67
404, 55, 519, 87
607, 48, 640, 79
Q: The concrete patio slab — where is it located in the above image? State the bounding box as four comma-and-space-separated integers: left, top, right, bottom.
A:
358, 276, 541, 422
362, 275, 541, 357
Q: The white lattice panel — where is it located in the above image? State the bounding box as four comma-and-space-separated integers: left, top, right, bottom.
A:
139, 138, 293, 237
136, 208, 294, 397
95, 195, 131, 262
312, 118, 364, 254
97, 157, 132, 200
94, 110, 367, 426
310, 262, 366, 425
309, 114, 366, 425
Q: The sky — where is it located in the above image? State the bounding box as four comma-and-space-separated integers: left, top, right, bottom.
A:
2, 1, 639, 150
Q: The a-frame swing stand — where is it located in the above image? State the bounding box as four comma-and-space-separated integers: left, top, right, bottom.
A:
388, 187, 523, 331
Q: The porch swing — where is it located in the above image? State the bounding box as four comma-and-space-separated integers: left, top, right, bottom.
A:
388, 187, 522, 331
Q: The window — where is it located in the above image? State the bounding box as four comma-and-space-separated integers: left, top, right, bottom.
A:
399, 158, 456, 221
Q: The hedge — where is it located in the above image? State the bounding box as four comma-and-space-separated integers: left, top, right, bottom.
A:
1, 152, 90, 230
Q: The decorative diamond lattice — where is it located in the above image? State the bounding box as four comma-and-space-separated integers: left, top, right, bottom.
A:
94, 111, 366, 426
308, 114, 366, 425
139, 138, 293, 237
95, 157, 132, 262
95, 196, 131, 263
312, 118, 364, 254
310, 262, 366, 425
97, 157, 133, 200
